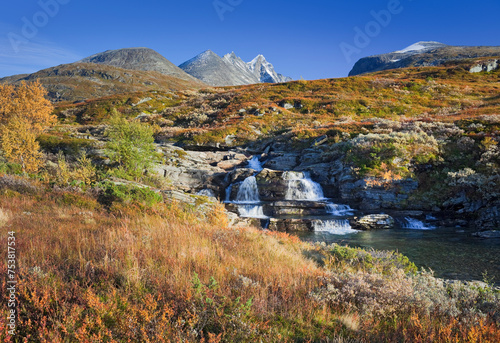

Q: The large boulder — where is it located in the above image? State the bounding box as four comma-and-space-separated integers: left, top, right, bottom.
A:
267, 218, 314, 232
340, 177, 419, 210
254, 169, 288, 201
263, 153, 299, 170
266, 201, 329, 216
350, 214, 395, 230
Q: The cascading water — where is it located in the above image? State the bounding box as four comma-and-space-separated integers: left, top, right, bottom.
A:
402, 217, 435, 230
224, 184, 233, 203
234, 176, 267, 219
283, 171, 325, 201
326, 203, 354, 216
235, 176, 260, 204
312, 219, 358, 235
248, 156, 263, 172
238, 205, 267, 219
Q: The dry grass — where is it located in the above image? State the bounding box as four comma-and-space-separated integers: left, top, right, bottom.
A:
0, 208, 10, 228
0, 192, 328, 341
0, 187, 499, 342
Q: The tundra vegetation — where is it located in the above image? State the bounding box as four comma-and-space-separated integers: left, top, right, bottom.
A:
1, 59, 500, 342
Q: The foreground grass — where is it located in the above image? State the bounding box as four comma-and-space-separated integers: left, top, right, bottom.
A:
1, 178, 500, 342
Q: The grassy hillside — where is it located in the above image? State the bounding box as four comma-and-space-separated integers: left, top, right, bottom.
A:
0, 63, 207, 103
52, 58, 500, 146
44, 58, 500, 216
1, 177, 500, 342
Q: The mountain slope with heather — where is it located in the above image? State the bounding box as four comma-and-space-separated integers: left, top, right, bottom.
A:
0, 62, 207, 102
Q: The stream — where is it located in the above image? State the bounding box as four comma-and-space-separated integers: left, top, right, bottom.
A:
223, 156, 500, 284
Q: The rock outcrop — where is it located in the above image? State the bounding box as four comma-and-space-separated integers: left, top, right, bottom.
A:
350, 214, 395, 230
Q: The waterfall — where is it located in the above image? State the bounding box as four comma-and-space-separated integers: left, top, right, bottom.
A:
312, 220, 358, 235
248, 156, 263, 172
235, 176, 260, 204
326, 203, 354, 216
283, 171, 325, 201
224, 184, 233, 203
238, 205, 267, 219
233, 176, 268, 218
402, 217, 435, 230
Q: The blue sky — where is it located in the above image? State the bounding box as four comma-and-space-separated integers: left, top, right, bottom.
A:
0, 0, 499, 80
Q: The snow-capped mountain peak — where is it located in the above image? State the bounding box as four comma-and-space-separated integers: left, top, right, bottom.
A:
394, 41, 448, 54
247, 54, 291, 84
180, 51, 292, 86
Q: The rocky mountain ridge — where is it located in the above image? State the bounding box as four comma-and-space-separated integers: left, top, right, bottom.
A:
349, 41, 500, 76
179, 50, 292, 86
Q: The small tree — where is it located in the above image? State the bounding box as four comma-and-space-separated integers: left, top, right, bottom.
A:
0, 80, 55, 134
105, 115, 159, 180
0, 116, 43, 173
0, 80, 55, 173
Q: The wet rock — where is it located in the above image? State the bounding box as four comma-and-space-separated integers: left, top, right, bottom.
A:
476, 202, 500, 229
391, 210, 425, 218
227, 168, 255, 184
268, 218, 314, 232
255, 169, 288, 201
266, 200, 329, 216
350, 214, 395, 230
340, 178, 419, 210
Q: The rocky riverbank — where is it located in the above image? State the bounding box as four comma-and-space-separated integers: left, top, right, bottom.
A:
149, 138, 497, 234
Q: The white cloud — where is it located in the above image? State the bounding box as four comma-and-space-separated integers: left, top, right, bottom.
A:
0, 37, 81, 78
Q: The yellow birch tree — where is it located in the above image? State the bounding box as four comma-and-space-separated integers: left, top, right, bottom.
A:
0, 80, 55, 173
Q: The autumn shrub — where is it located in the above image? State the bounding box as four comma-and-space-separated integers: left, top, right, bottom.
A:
346, 131, 439, 178
0, 174, 41, 195
317, 244, 417, 275
55, 151, 97, 187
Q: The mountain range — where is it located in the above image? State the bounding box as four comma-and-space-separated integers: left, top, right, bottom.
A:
179, 50, 292, 86
1, 43, 499, 102
0, 48, 292, 101
349, 41, 500, 76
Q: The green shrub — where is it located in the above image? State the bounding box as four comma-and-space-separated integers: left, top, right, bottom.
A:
97, 181, 163, 208
37, 134, 94, 155
318, 244, 417, 275
346, 132, 439, 178
105, 115, 160, 181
